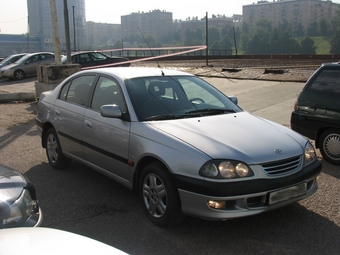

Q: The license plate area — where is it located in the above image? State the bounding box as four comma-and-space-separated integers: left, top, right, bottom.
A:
269, 183, 307, 205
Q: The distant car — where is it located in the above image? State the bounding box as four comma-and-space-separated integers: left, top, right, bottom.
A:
0, 227, 127, 254
0, 52, 54, 80
0, 164, 42, 229
0, 53, 27, 70
35, 67, 321, 227
61, 51, 130, 68
291, 62, 340, 165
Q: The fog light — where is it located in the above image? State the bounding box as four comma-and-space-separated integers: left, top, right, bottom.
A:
208, 200, 226, 209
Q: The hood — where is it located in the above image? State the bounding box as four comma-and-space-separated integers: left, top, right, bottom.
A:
0, 165, 26, 203
149, 112, 306, 164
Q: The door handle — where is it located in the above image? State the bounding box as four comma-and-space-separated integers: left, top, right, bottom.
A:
55, 109, 60, 115
85, 120, 93, 128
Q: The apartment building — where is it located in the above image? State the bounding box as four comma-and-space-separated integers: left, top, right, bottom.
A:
121, 10, 173, 43
243, 0, 339, 33
86, 22, 121, 48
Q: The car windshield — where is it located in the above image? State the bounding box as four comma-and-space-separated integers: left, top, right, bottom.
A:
91, 52, 108, 60
126, 75, 242, 121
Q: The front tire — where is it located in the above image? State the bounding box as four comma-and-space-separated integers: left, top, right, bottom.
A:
45, 128, 72, 169
139, 162, 185, 227
14, 70, 25, 80
319, 128, 340, 165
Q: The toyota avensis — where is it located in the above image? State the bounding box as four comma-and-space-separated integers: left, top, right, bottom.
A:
35, 67, 321, 227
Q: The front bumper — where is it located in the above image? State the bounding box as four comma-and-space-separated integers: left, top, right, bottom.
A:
175, 160, 321, 220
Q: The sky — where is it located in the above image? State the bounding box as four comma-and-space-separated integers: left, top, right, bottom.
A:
0, 0, 254, 34
2, 0, 340, 35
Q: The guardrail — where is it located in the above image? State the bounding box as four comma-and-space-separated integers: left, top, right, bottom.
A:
99, 47, 340, 62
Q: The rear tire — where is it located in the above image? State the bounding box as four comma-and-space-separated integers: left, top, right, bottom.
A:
45, 128, 72, 169
319, 128, 340, 165
14, 70, 25, 80
139, 162, 185, 227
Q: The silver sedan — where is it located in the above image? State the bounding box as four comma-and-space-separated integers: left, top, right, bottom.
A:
35, 67, 321, 227
0, 52, 54, 80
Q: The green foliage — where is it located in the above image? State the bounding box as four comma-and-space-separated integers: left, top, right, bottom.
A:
330, 30, 340, 54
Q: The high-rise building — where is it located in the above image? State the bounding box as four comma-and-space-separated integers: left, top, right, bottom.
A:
27, 0, 86, 52
243, 0, 339, 35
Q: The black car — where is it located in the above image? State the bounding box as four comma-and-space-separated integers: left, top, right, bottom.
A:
0, 164, 42, 228
291, 62, 340, 165
62, 51, 130, 68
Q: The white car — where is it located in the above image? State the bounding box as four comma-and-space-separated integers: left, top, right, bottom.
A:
35, 67, 322, 227
0, 227, 127, 255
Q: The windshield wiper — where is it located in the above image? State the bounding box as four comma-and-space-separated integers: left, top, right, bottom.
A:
185, 108, 235, 115
143, 114, 185, 121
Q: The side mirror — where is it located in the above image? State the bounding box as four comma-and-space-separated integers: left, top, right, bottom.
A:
229, 96, 238, 105
100, 104, 122, 118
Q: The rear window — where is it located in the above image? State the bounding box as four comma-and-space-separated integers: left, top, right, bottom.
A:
307, 69, 340, 93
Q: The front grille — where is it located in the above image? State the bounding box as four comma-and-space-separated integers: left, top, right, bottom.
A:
262, 156, 302, 176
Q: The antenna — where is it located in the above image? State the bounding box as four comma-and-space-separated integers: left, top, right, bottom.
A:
138, 27, 161, 68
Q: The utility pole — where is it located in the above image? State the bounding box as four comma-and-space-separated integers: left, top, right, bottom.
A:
206, 12, 208, 67
49, 0, 61, 64
63, 0, 71, 63
73, 6, 76, 52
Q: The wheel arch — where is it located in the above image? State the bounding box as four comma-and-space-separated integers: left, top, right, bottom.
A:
133, 156, 171, 193
14, 69, 26, 79
41, 122, 55, 148
315, 126, 340, 149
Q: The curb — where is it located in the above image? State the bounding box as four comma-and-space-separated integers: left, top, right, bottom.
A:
0, 91, 36, 103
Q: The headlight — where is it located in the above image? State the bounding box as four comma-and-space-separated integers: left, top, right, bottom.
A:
1, 189, 35, 228
200, 160, 253, 179
305, 142, 316, 163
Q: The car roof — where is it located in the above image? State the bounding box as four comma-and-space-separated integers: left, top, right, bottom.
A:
320, 62, 340, 67
71, 51, 102, 56
6, 53, 27, 58
76, 67, 194, 79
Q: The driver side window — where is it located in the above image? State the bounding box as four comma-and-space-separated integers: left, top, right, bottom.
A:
91, 76, 126, 112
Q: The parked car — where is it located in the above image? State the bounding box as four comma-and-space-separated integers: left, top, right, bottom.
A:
0, 164, 42, 229
0, 227, 127, 254
291, 62, 340, 165
0, 53, 27, 70
0, 52, 54, 80
61, 51, 130, 68
35, 67, 321, 227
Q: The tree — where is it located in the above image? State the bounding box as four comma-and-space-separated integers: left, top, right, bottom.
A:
242, 22, 250, 34
278, 19, 292, 35
318, 19, 328, 36
220, 35, 233, 54
208, 27, 220, 48
278, 32, 300, 54
294, 23, 305, 37
240, 33, 250, 52
270, 28, 281, 54
246, 34, 262, 54
255, 19, 272, 34
330, 29, 340, 54
307, 21, 319, 36
300, 37, 316, 54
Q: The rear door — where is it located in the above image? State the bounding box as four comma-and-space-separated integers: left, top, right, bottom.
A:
53, 75, 96, 160
23, 54, 41, 76
82, 75, 131, 182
